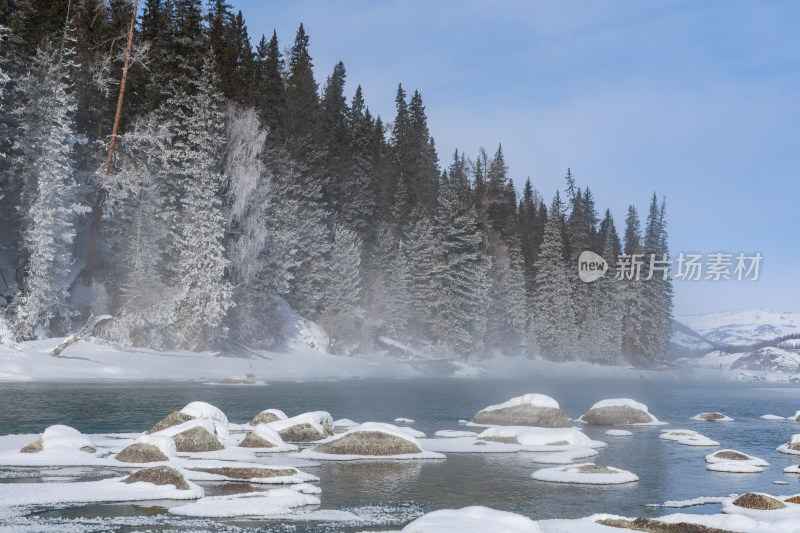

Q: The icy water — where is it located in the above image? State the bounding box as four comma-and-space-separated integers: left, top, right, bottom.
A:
2, 377, 800, 531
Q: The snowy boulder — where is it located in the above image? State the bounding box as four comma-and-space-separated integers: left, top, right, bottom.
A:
248, 408, 287, 426
706, 449, 768, 466
660, 429, 719, 447
268, 411, 334, 442
732, 492, 786, 510
531, 463, 638, 484
691, 412, 734, 422
777, 434, 800, 454
760, 414, 785, 420
20, 425, 95, 454
117, 434, 178, 463
155, 420, 223, 453
605, 430, 633, 437
401, 506, 543, 533
577, 399, 661, 426
472, 393, 571, 428
116, 443, 169, 463
238, 424, 287, 448
124, 466, 191, 491
179, 401, 229, 439
145, 411, 195, 434
311, 422, 423, 456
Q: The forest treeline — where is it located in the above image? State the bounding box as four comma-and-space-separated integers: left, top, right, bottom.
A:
0, 0, 672, 366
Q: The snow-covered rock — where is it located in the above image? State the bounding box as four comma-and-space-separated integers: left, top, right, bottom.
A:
20, 425, 95, 454
179, 402, 229, 439
472, 393, 571, 428
238, 424, 297, 451
531, 463, 638, 484
660, 429, 719, 447
267, 411, 334, 442
705, 449, 768, 473
760, 414, 786, 420
299, 422, 444, 460
248, 409, 287, 426
605, 430, 633, 437
777, 434, 800, 455
576, 398, 662, 426
401, 506, 543, 532
691, 412, 734, 422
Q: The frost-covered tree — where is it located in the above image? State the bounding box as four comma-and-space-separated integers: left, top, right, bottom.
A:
320, 223, 362, 350
531, 197, 578, 360
221, 105, 270, 344
10, 41, 86, 339
485, 231, 529, 354
402, 209, 437, 340
363, 222, 408, 337
430, 180, 490, 354
161, 57, 232, 349
104, 114, 177, 349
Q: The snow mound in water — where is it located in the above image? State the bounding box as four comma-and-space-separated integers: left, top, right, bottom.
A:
483, 393, 560, 411
660, 429, 719, 447
531, 463, 638, 484
402, 506, 543, 532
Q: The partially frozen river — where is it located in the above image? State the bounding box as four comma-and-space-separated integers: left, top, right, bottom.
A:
2, 377, 800, 531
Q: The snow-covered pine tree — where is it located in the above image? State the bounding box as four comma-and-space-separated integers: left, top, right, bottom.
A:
221, 104, 271, 345
485, 230, 528, 354
638, 193, 672, 366
531, 197, 578, 360
430, 179, 490, 355
320, 223, 363, 350
10, 40, 87, 340
104, 114, 177, 349
363, 222, 409, 338
263, 147, 333, 321
582, 213, 623, 363
162, 57, 232, 349
402, 208, 438, 341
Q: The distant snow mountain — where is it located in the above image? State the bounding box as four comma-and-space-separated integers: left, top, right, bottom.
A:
669, 320, 714, 356
678, 308, 800, 346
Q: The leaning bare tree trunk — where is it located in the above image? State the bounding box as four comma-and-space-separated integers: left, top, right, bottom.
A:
49, 314, 113, 357
84, 0, 140, 285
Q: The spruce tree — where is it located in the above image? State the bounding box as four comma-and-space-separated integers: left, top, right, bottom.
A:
531, 197, 578, 360
10, 40, 85, 339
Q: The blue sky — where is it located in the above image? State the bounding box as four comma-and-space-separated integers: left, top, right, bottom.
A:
235, 0, 800, 317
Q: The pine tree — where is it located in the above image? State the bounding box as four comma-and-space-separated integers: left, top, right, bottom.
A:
430, 179, 490, 354
105, 114, 176, 349
402, 209, 438, 340
161, 57, 232, 349
255, 30, 285, 140
284, 23, 318, 153
531, 197, 578, 360
10, 40, 86, 339
222, 105, 271, 345
320, 223, 363, 350
485, 230, 528, 354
